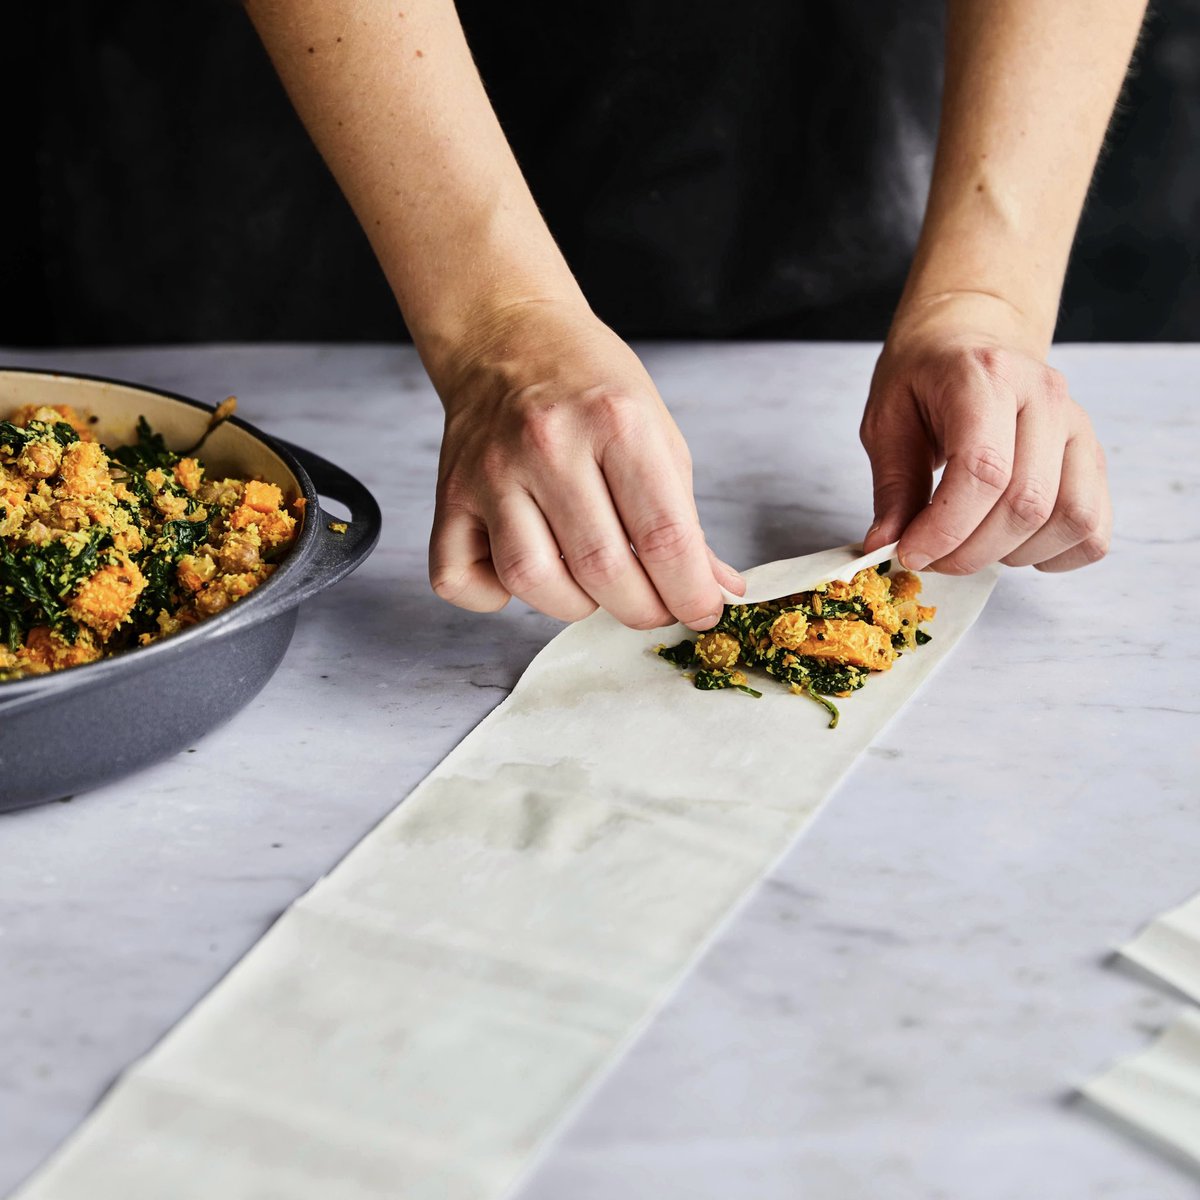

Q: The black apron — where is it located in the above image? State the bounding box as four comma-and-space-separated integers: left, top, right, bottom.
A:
2, 2, 946, 344
458, 2, 945, 337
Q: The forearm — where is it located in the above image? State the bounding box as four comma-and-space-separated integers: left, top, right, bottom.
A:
244, 0, 587, 382
896, 0, 1148, 354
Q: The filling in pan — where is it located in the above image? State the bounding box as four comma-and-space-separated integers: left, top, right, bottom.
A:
0, 401, 299, 680
656, 562, 936, 727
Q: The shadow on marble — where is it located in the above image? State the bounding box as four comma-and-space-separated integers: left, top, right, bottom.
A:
1069, 1092, 1200, 1186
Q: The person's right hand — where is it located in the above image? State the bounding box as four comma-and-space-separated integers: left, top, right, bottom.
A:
427, 301, 744, 630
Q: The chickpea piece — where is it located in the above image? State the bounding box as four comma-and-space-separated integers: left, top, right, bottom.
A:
17, 441, 60, 480
769, 610, 810, 650
217, 534, 261, 574
24, 520, 51, 546
194, 582, 230, 616
696, 631, 741, 670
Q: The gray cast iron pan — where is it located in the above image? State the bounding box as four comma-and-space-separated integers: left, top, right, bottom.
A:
0, 367, 382, 811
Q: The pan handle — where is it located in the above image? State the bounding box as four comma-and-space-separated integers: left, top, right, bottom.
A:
259, 439, 383, 615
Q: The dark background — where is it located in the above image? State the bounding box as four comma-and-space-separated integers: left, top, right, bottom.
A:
1, 1, 1196, 346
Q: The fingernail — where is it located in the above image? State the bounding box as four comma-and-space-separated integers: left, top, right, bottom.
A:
690, 610, 722, 631
713, 556, 745, 588
900, 549, 931, 571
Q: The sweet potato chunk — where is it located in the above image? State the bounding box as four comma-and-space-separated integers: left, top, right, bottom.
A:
173, 457, 204, 494
850, 567, 892, 606
59, 441, 111, 499
889, 570, 922, 602
68, 555, 147, 637
786, 617, 896, 672
250, 508, 296, 552
242, 480, 283, 513
20, 625, 102, 672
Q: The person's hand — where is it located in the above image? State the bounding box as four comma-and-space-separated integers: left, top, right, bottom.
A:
860, 298, 1111, 574
427, 300, 744, 629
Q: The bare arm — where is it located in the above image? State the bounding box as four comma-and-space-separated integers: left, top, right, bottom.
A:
862, 0, 1148, 573
245, 0, 742, 627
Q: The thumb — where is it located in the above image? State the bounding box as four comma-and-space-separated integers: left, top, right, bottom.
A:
859, 393, 936, 551
429, 502, 511, 612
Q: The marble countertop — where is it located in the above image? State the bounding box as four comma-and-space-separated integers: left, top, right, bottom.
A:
0, 342, 1197, 1199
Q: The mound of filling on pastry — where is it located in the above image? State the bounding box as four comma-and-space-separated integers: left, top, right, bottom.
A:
656, 561, 935, 727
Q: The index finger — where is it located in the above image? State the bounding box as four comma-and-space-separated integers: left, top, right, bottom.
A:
896, 395, 1016, 571
600, 429, 726, 631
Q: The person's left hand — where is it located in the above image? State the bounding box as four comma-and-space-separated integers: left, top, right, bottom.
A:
859, 303, 1112, 574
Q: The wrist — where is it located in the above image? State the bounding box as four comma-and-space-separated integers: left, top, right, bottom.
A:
359, 183, 590, 391
406, 267, 593, 391
379, 203, 581, 363
887, 285, 1054, 362
893, 217, 1064, 359
418, 291, 596, 404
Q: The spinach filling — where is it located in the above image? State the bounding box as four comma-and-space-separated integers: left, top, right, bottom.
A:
132, 516, 210, 625
0, 419, 80, 455
654, 566, 933, 729
111, 417, 211, 623
0, 416, 212, 657
656, 638, 698, 669
693, 668, 762, 698
111, 415, 179, 475
0, 517, 112, 651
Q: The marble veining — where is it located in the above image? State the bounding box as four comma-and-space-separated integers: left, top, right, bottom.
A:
0, 343, 1197, 1199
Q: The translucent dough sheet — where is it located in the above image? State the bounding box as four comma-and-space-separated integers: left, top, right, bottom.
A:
14, 548, 999, 1200
1120, 891, 1200, 1004
1081, 1010, 1200, 1169
719, 539, 899, 604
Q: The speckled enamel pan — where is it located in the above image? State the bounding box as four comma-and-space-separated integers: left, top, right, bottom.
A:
0, 367, 382, 811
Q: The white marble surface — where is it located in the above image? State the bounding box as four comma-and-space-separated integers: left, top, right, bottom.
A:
0, 342, 1197, 1199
